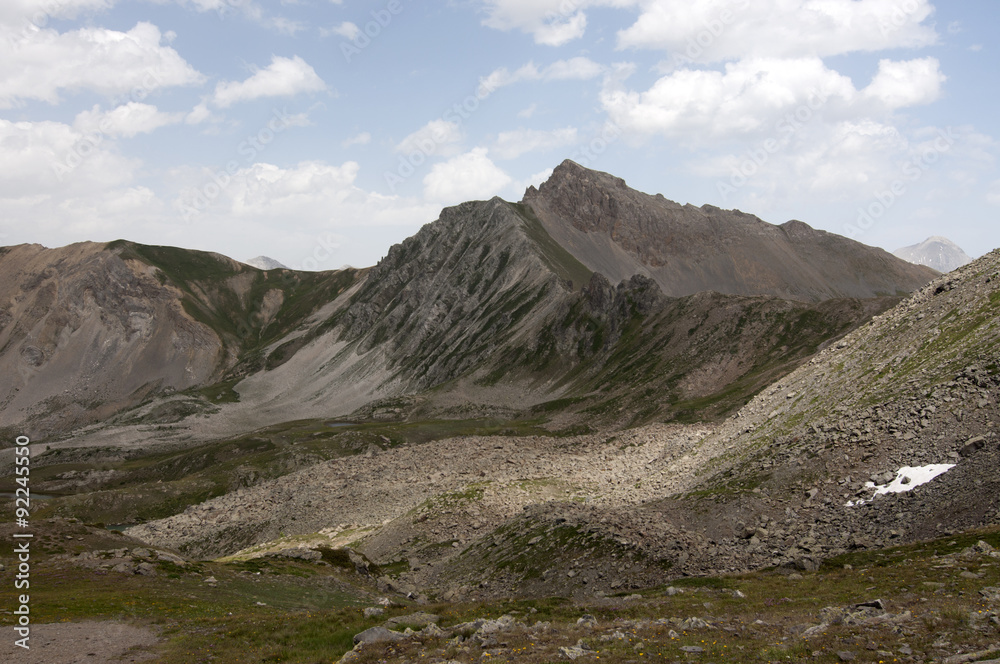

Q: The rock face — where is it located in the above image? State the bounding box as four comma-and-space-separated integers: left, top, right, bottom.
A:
524, 160, 938, 302
893, 236, 973, 273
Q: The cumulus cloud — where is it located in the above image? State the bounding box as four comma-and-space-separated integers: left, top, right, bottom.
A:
423, 148, 512, 203
601, 57, 946, 143
320, 21, 361, 39
0, 22, 203, 108
863, 58, 946, 109
493, 127, 578, 160
211, 55, 326, 108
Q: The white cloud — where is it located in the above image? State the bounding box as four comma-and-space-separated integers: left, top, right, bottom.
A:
321, 21, 360, 39
423, 148, 512, 203
395, 119, 464, 158
168, 160, 441, 268
185, 102, 214, 125
270, 16, 307, 36
617, 0, 938, 60
863, 58, 945, 109
518, 103, 538, 119
493, 127, 578, 159
478, 57, 605, 97
601, 57, 946, 144
343, 131, 372, 148
74, 102, 184, 138
0, 118, 138, 198
212, 55, 326, 108
0, 22, 203, 108
602, 57, 857, 142
535, 10, 586, 46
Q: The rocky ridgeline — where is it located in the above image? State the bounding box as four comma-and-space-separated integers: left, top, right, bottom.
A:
524, 160, 936, 301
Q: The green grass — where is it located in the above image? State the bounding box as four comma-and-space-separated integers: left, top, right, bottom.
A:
3, 520, 999, 663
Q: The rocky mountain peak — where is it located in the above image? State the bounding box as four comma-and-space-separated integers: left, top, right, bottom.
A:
893, 236, 973, 273
522, 161, 938, 302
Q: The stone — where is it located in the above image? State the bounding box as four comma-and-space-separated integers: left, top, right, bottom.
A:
363, 607, 384, 618
679, 617, 709, 630
836, 651, 856, 662
384, 612, 439, 629
559, 646, 588, 660
353, 626, 406, 645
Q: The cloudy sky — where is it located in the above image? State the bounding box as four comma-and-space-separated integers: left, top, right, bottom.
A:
1, 0, 997, 270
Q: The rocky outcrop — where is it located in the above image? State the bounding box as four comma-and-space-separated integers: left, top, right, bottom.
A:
524, 160, 938, 301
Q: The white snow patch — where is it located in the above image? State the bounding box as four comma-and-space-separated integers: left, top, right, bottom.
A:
845, 464, 956, 507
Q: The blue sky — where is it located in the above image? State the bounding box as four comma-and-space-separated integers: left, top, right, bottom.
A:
1, 0, 997, 270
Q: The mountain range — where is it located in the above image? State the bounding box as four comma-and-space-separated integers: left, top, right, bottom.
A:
0, 161, 937, 441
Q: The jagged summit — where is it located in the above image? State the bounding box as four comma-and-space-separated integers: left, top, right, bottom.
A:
894, 236, 973, 273
525, 160, 937, 302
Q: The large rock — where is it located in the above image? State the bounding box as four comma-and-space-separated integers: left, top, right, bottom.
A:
352, 626, 406, 646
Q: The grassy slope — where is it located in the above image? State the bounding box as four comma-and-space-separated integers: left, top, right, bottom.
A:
2, 517, 997, 663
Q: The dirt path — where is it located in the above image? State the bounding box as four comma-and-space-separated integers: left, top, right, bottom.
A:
3, 622, 159, 663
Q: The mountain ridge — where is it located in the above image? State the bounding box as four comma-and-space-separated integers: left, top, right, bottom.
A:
524, 160, 938, 302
